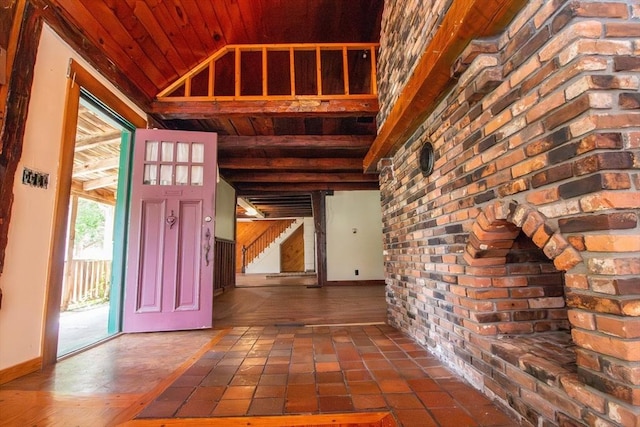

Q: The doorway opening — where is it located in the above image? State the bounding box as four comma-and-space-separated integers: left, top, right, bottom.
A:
57, 94, 131, 357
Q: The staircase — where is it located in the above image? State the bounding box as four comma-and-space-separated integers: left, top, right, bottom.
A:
241, 219, 300, 272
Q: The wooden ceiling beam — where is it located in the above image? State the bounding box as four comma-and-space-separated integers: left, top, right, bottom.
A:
73, 156, 119, 176
224, 172, 379, 183
150, 99, 378, 120
236, 182, 379, 193
218, 135, 374, 150
363, 0, 527, 172
219, 157, 362, 170
83, 175, 118, 191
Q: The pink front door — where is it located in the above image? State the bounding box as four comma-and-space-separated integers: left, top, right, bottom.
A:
123, 129, 217, 332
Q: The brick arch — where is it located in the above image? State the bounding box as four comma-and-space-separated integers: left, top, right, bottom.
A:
459, 200, 583, 336
463, 200, 582, 272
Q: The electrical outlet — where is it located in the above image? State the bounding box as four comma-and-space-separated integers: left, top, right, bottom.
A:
355, 269, 359, 276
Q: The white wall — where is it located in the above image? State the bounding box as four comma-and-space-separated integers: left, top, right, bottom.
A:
0, 25, 144, 371
214, 178, 235, 240
326, 191, 384, 281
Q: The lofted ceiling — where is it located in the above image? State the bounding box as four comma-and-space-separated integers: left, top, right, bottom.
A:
45, 0, 384, 218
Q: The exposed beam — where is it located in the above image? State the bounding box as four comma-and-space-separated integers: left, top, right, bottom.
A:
236, 182, 379, 193
150, 99, 379, 119
363, 0, 528, 172
218, 135, 375, 150
219, 157, 362, 170
83, 175, 118, 191
224, 172, 378, 183
73, 156, 119, 176
70, 182, 116, 205
75, 134, 121, 152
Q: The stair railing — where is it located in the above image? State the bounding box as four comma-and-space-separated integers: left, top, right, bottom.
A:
241, 219, 295, 272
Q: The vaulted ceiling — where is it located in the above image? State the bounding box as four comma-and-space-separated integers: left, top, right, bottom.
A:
44, 0, 385, 218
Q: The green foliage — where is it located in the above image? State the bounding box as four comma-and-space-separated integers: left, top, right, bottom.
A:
75, 198, 106, 252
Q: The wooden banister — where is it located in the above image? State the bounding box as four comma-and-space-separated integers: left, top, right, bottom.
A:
242, 219, 295, 271
157, 43, 379, 102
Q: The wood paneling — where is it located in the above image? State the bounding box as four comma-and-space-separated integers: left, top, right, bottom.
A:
214, 238, 235, 291
281, 224, 304, 272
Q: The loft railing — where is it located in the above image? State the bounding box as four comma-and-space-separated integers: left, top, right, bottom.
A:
241, 219, 295, 272
157, 43, 378, 102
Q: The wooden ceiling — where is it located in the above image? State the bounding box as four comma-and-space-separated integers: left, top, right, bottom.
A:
45, 0, 384, 218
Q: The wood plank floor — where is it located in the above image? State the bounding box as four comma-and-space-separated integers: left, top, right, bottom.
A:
214, 284, 388, 328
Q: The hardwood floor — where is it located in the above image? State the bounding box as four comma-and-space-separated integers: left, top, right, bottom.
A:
0, 330, 222, 426
214, 284, 388, 328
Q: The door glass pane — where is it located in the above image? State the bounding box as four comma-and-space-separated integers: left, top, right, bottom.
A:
177, 142, 189, 162
143, 164, 157, 185
191, 166, 203, 186
160, 165, 173, 185
176, 165, 189, 185
192, 143, 204, 163
145, 141, 158, 161
161, 141, 174, 161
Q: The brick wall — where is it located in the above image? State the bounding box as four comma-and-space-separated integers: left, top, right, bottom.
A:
376, 0, 452, 128
378, 1, 640, 426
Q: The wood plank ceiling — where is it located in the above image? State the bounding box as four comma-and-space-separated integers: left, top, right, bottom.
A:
45, 0, 384, 218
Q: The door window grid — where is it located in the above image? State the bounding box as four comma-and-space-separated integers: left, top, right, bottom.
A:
143, 141, 205, 186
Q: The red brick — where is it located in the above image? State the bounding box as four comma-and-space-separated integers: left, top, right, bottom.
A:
566, 291, 624, 315
497, 322, 533, 334
572, 329, 640, 362
463, 319, 498, 335
511, 287, 545, 298
576, 348, 601, 371
553, 246, 583, 271
588, 276, 639, 298
580, 192, 640, 212
574, 2, 629, 18
492, 276, 528, 288
567, 235, 586, 251
458, 275, 493, 288
584, 235, 640, 252
587, 257, 640, 275
559, 212, 638, 233
511, 155, 548, 178
568, 309, 596, 330
577, 133, 623, 154
596, 315, 640, 339
467, 288, 509, 299
526, 188, 560, 205
542, 232, 568, 259
565, 274, 588, 289
560, 374, 606, 413
495, 300, 529, 311
607, 400, 640, 427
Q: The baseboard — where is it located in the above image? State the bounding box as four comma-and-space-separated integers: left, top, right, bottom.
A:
325, 280, 385, 286
0, 356, 42, 385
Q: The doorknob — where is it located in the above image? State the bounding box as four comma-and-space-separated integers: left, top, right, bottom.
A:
166, 210, 177, 229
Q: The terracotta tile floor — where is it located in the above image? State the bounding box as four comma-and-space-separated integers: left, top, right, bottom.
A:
138, 324, 519, 426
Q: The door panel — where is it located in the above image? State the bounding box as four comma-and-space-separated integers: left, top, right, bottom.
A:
137, 199, 165, 313
124, 129, 217, 332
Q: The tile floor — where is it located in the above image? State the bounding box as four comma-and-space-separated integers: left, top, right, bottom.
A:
138, 324, 520, 426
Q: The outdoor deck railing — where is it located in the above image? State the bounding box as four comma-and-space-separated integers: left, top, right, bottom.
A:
61, 259, 111, 311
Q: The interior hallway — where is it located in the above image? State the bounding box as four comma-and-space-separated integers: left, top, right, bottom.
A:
0, 284, 520, 426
